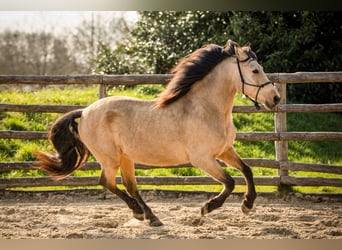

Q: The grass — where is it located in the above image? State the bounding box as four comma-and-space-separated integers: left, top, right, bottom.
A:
0, 85, 341, 193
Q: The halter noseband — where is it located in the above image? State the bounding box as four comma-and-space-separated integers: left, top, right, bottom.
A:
236, 57, 273, 110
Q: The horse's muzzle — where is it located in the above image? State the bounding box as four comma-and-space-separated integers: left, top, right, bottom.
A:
265, 95, 281, 110
274, 95, 281, 105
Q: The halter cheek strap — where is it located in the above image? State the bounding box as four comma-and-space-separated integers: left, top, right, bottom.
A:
236, 58, 273, 110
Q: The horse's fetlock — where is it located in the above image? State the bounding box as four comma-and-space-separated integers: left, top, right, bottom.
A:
245, 191, 257, 203
243, 199, 253, 210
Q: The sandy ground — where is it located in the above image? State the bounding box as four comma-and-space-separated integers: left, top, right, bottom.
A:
0, 190, 341, 239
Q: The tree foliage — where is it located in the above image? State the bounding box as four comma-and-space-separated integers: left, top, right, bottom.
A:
95, 11, 342, 103
230, 11, 342, 103
128, 11, 233, 74
95, 11, 233, 74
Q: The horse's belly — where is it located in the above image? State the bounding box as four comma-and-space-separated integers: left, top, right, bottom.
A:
133, 155, 189, 167
123, 142, 189, 166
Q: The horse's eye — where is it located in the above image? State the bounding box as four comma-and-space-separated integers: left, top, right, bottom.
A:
252, 69, 259, 74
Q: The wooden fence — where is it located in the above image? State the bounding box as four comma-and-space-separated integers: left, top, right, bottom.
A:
0, 72, 341, 191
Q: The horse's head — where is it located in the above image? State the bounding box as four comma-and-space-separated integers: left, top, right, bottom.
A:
225, 40, 280, 110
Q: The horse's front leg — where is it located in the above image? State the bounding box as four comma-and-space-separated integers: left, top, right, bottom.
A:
218, 147, 257, 214
191, 157, 235, 215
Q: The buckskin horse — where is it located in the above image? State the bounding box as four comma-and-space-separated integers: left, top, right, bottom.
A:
35, 39, 281, 226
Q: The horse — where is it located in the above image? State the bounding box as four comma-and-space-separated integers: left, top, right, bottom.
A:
34, 39, 280, 227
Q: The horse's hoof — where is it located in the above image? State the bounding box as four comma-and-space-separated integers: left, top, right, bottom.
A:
150, 219, 163, 227
241, 203, 252, 215
201, 204, 209, 216
133, 212, 145, 221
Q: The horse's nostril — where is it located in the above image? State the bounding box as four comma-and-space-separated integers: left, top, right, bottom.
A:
274, 95, 281, 104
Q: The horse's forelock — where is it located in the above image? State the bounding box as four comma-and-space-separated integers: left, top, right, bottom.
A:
246, 47, 257, 60
236, 45, 258, 62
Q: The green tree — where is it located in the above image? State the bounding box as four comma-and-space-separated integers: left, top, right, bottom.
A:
95, 11, 233, 74
229, 12, 342, 103
95, 43, 146, 75
128, 11, 233, 73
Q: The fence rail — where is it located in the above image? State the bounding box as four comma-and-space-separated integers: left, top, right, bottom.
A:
1, 72, 342, 85
1, 103, 342, 113
0, 72, 341, 191
1, 130, 342, 141
1, 159, 341, 174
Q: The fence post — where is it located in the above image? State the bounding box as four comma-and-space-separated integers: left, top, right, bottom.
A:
274, 82, 289, 189
98, 84, 107, 99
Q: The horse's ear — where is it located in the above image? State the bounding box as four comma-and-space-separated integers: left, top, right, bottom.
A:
224, 39, 238, 56
244, 42, 251, 48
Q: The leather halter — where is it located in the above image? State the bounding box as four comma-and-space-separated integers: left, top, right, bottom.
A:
236, 57, 274, 110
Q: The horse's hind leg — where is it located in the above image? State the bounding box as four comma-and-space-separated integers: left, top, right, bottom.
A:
98, 163, 145, 221
218, 147, 257, 214
120, 157, 163, 226
191, 157, 235, 216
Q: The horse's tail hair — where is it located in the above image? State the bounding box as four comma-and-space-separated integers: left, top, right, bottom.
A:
34, 109, 90, 180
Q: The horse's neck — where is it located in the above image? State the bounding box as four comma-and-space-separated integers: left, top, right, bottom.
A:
189, 60, 237, 116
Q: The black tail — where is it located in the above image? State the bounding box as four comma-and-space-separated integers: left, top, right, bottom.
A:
34, 109, 90, 180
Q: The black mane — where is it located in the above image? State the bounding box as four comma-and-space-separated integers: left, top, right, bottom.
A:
156, 44, 233, 107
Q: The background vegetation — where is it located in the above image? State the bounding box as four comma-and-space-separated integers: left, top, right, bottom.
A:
2, 11, 340, 103
0, 13, 132, 75
95, 11, 342, 104
1, 11, 341, 193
